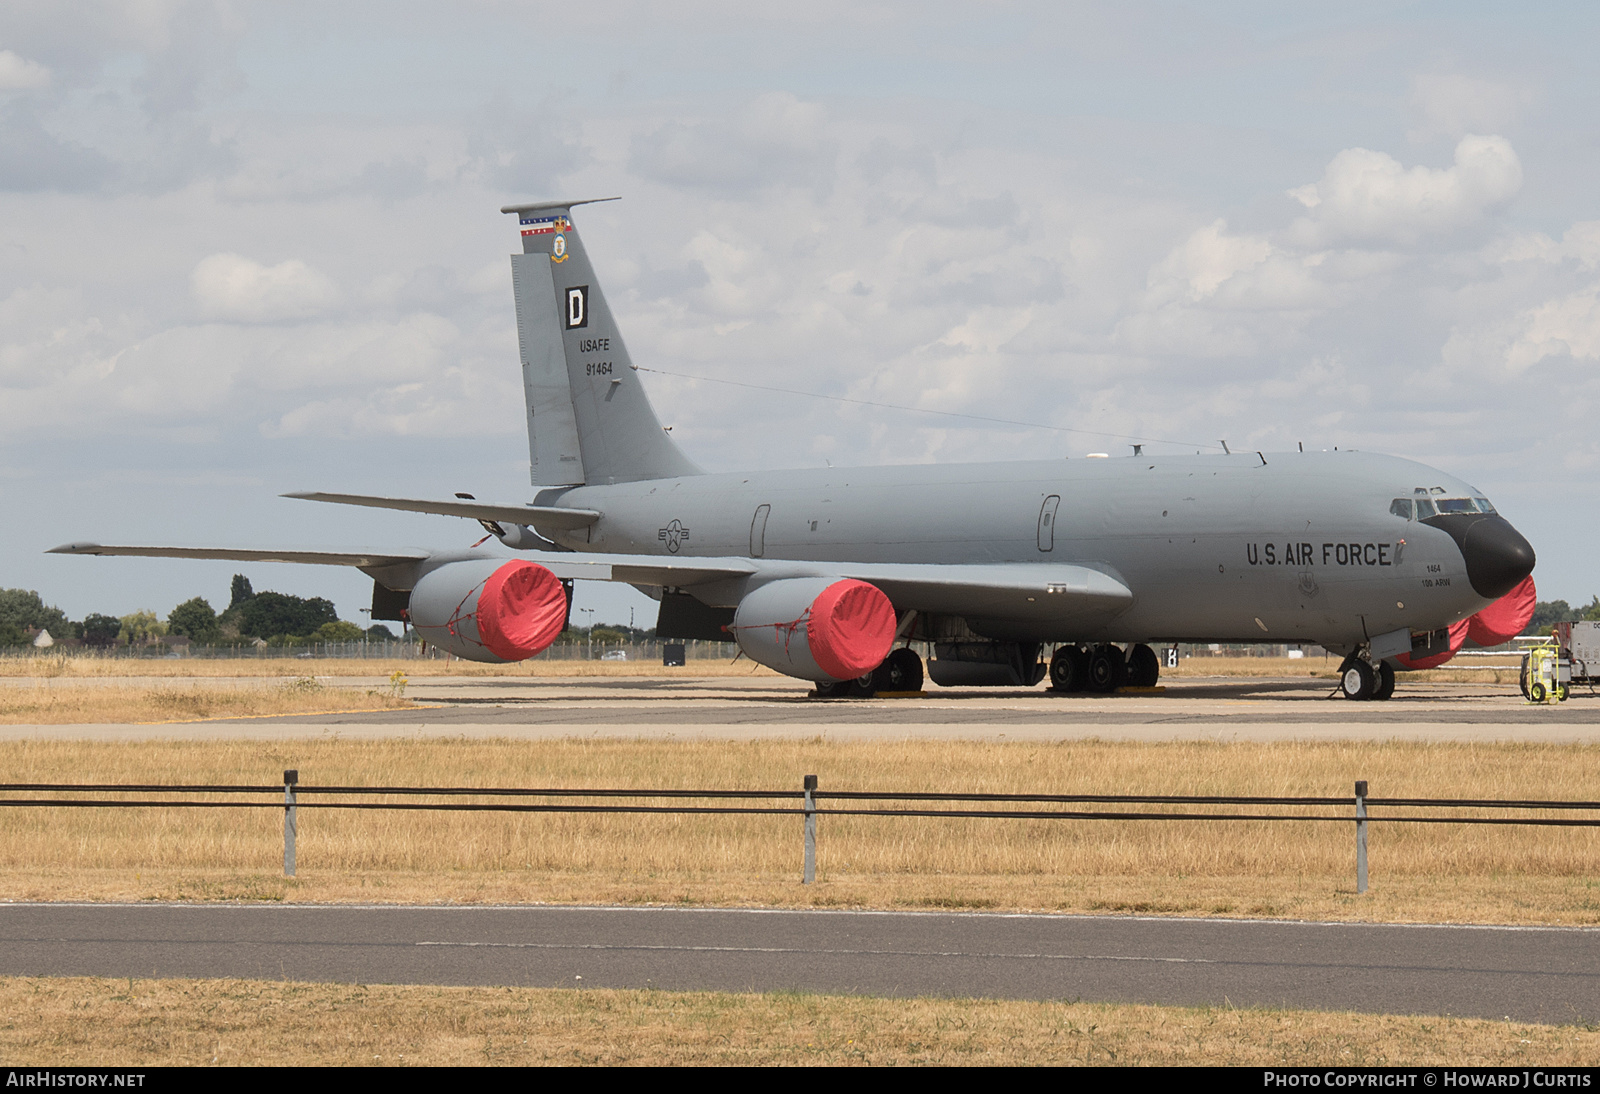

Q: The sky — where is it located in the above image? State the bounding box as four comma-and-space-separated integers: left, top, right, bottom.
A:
3, 1, 1599, 627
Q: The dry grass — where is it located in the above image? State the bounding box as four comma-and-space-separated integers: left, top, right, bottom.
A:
0, 654, 770, 679
0, 681, 415, 724
0, 738, 1597, 924
2, 977, 1596, 1066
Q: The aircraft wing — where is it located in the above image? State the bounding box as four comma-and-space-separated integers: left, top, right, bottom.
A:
828, 561, 1131, 621
46, 541, 1129, 623
46, 543, 432, 568
283, 491, 601, 530
529, 554, 759, 586
525, 552, 1131, 621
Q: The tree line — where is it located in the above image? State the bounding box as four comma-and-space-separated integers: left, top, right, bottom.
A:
0, 575, 395, 648
1527, 597, 1600, 633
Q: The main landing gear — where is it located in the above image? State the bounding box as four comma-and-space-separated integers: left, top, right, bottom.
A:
815, 646, 925, 698
1338, 655, 1395, 701
1049, 643, 1160, 694
819, 642, 1163, 698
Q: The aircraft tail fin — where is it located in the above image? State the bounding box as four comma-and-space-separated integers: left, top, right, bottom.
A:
504, 197, 700, 487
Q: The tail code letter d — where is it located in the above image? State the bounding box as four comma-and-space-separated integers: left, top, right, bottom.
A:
565, 286, 588, 329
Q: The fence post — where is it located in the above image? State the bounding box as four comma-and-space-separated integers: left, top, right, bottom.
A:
1354, 779, 1368, 894
284, 769, 298, 878
802, 774, 818, 885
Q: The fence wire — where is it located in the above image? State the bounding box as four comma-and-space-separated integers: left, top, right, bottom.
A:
1, 781, 1596, 825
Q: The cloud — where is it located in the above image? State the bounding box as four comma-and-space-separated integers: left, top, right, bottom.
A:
0, 283, 130, 392
247, 314, 464, 393
1506, 286, 1600, 372
466, 99, 586, 197
127, 0, 245, 118
190, 253, 340, 323
0, 103, 114, 191
261, 383, 489, 440
1287, 135, 1522, 247
1487, 220, 1600, 271
1411, 73, 1532, 140
1148, 219, 1271, 302
629, 92, 837, 196
0, 49, 49, 90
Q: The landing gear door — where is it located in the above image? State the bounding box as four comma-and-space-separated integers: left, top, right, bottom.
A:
1037, 495, 1061, 552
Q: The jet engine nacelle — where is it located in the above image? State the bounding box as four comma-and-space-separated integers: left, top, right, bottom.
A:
409, 558, 568, 663
729, 577, 897, 682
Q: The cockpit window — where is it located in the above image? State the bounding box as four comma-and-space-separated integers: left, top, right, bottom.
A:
1404, 494, 1495, 518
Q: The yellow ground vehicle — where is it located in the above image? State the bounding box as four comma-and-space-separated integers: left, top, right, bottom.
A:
1520, 639, 1571, 704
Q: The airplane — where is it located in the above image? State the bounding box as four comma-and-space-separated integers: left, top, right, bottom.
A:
51, 197, 1539, 702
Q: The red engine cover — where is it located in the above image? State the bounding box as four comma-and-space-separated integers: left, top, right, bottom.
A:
806, 579, 898, 679
730, 577, 897, 682
410, 559, 567, 663
1466, 575, 1537, 647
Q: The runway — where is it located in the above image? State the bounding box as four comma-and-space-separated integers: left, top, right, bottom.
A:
2, 903, 1595, 1024
4, 674, 1596, 741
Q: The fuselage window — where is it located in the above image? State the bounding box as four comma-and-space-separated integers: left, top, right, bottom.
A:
1435, 498, 1479, 515
1390, 498, 1414, 520
1415, 498, 1438, 518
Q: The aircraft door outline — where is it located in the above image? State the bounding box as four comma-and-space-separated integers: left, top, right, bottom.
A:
1037, 495, 1061, 552
750, 504, 771, 557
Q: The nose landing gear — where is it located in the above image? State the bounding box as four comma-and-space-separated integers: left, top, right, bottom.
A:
1338, 654, 1395, 701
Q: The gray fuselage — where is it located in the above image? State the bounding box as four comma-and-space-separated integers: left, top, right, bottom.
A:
538, 449, 1496, 647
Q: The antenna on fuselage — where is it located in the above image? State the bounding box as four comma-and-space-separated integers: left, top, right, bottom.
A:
1131, 444, 1143, 456
1220, 440, 1230, 455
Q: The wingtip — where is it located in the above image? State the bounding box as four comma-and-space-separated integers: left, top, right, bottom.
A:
47, 542, 96, 555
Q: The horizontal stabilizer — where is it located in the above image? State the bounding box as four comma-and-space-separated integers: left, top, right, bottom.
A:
499, 196, 620, 215
47, 543, 430, 568
283, 492, 600, 530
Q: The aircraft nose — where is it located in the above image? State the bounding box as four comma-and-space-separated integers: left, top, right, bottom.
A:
1460, 516, 1536, 600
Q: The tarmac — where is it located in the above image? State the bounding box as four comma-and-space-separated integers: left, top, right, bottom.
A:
3, 903, 1596, 1023
3, 672, 1598, 742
